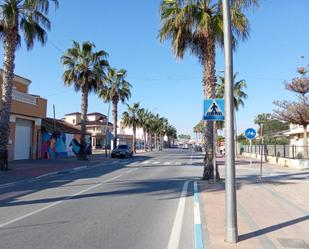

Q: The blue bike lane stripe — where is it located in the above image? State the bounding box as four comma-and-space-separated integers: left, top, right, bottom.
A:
194, 181, 204, 249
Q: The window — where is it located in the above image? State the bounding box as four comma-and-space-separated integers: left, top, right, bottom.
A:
73, 119, 75, 124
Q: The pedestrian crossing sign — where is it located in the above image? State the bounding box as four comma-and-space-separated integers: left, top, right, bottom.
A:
203, 99, 225, 121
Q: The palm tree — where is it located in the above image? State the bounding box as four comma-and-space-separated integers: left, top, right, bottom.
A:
99, 68, 132, 149
216, 73, 248, 111
146, 113, 156, 151
216, 73, 248, 155
138, 108, 150, 151
61, 41, 109, 160
254, 113, 271, 142
0, 0, 58, 168
166, 124, 177, 147
122, 102, 142, 153
158, 117, 168, 150
159, 0, 257, 180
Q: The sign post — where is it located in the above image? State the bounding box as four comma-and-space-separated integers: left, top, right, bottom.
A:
203, 99, 225, 183
244, 128, 257, 167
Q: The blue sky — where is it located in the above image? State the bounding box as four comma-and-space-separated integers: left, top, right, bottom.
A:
1, 0, 309, 137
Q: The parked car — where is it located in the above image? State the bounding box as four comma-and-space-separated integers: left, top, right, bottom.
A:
111, 144, 133, 158
194, 145, 203, 152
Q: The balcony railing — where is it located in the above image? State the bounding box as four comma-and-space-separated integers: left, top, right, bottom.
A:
12, 89, 37, 105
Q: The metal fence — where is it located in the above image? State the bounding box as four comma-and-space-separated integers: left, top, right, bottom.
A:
243, 144, 309, 159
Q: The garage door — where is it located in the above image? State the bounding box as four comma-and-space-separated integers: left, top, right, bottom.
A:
14, 119, 32, 160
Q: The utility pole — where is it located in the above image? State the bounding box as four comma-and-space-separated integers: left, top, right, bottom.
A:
223, 0, 238, 243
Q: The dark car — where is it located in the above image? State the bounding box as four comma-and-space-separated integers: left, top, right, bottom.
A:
111, 144, 133, 158
194, 145, 203, 152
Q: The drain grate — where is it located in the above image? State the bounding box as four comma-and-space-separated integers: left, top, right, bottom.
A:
278, 238, 309, 249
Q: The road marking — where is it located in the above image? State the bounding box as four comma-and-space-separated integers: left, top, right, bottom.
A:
142, 160, 150, 164
125, 168, 138, 174
105, 174, 123, 183
0, 183, 102, 229
0, 171, 129, 229
167, 181, 189, 249
152, 161, 160, 165
194, 181, 204, 249
164, 162, 171, 165
175, 162, 182, 166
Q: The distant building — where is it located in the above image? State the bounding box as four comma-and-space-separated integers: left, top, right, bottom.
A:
0, 70, 47, 161
64, 112, 113, 149
117, 120, 144, 149
285, 124, 309, 146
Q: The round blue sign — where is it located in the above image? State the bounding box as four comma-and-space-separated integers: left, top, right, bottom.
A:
245, 128, 256, 140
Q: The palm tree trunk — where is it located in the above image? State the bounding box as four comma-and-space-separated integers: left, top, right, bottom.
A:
155, 134, 158, 150
202, 35, 219, 180
112, 99, 118, 149
150, 133, 153, 151
304, 124, 308, 158
143, 129, 147, 151
133, 125, 136, 153
79, 84, 89, 160
0, 29, 19, 170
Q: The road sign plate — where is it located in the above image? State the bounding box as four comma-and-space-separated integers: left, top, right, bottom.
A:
203, 99, 225, 121
245, 128, 256, 140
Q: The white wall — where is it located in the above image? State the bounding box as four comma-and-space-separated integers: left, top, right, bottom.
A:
117, 120, 144, 140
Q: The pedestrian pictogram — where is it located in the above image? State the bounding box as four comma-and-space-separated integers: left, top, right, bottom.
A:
203, 99, 225, 121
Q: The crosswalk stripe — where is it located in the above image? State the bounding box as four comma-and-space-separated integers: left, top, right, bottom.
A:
152, 161, 160, 165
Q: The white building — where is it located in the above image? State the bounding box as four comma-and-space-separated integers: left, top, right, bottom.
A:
285, 124, 309, 146
117, 120, 145, 149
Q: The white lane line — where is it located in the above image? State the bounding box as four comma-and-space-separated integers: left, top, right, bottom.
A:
164, 162, 171, 165
0, 171, 131, 229
105, 174, 123, 183
152, 161, 160, 165
0, 183, 102, 229
194, 181, 204, 249
125, 168, 138, 174
167, 181, 189, 249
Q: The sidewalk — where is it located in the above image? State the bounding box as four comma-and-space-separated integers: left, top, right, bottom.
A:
0, 153, 115, 186
0, 149, 156, 186
199, 157, 309, 249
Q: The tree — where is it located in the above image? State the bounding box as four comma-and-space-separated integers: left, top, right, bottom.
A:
254, 113, 271, 140
0, 0, 58, 169
216, 73, 248, 111
178, 134, 191, 140
138, 108, 151, 151
166, 125, 177, 147
194, 121, 205, 139
61, 41, 109, 160
274, 66, 309, 157
99, 68, 132, 149
159, 0, 257, 180
122, 102, 142, 153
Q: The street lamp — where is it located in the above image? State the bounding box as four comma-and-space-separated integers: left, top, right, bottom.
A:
223, 0, 238, 243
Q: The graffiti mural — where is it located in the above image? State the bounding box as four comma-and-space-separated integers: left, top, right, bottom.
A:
41, 131, 91, 159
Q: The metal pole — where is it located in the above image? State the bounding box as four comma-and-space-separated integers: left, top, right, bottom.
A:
213, 121, 217, 182
260, 124, 263, 180
249, 139, 252, 167
223, 0, 238, 243
105, 102, 111, 157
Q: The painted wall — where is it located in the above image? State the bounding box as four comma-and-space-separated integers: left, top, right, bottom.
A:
40, 131, 91, 159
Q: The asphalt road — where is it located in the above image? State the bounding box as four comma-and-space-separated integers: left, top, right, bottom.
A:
0, 149, 204, 249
